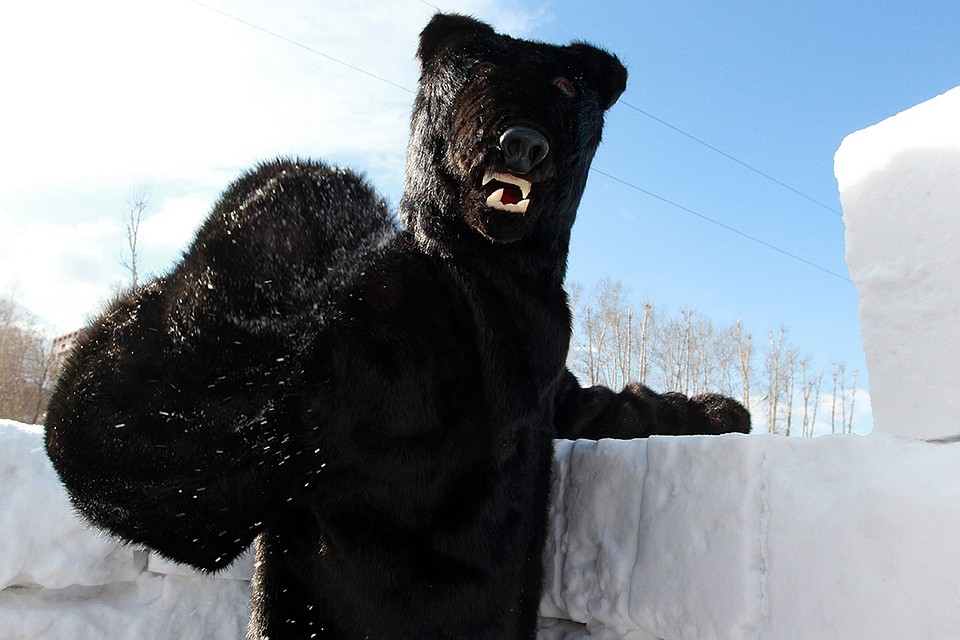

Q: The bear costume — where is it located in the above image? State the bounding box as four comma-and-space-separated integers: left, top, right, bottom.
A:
46, 14, 748, 640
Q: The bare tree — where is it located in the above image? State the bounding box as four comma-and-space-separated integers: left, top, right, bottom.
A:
654, 309, 692, 393
648, 307, 739, 398
599, 280, 631, 387
706, 322, 739, 398
0, 294, 53, 424
838, 363, 848, 434
565, 277, 862, 437
633, 301, 654, 384
581, 306, 601, 385
808, 373, 823, 437
26, 335, 53, 423
571, 284, 742, 400
570, 280, 611, 386
783, 349, 796, 437
830, 363, 839, 434
121, 184, 150, 289
827, 363, 859, 434
800, 357, 823, 438
846, 369, 858, 434
765, 326, 786, 434
570, 279, 642, 390
736, 319, 753, 409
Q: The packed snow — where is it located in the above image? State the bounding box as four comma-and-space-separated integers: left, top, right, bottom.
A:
836, 84, 960, 440
3, 86, 960, 639
0, 421, 248, 640
5, 421, 960, 639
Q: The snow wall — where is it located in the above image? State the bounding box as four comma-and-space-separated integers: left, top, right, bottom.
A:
836, 85, 960, 440
5, 420, 960, 640
5, 87, 960, 639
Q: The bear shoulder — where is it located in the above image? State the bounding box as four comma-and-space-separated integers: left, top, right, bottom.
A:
169, 158, 399, 336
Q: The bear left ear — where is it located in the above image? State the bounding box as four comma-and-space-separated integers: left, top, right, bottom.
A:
568, 43, 628, 110
418, 13, 497, 70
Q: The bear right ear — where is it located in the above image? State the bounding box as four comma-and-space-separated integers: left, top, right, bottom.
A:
569, 43, 628, 110
418, 13, 497, 70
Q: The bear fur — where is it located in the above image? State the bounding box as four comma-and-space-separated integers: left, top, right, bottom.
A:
45, 14, 748, 640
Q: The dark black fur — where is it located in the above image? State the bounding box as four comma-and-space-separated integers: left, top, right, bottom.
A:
555, 371, 751, 440
46, 14, 747, 640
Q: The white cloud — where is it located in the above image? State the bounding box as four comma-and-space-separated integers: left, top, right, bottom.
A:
0, 210, 123, 334
1, 0, 539, 331
2, 0, 418, 193
0, 0, 534, 197
139, 194, 211, 253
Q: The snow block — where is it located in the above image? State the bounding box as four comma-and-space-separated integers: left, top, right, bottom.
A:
836, 85, 960, 440
0, 419, 252, 640
542, 437, 765, 639
0, 421, 146, 591
541, 434, 960, 640
761, 434, 960, 640
0, 574, 250, 640
6, 420, 960, 639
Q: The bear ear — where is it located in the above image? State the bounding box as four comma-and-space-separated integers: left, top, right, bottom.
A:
568, 42, 628, 110
418, 13, 497, 70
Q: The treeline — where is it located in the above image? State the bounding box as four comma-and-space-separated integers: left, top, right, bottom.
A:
1, 280, 862, 435
567, 279, 860, 436
0, 294, 53, 424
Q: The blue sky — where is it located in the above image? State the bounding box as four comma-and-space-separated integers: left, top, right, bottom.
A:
2, 0, 958, 432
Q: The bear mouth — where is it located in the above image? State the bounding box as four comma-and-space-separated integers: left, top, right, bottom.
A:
482, 169, 533, 214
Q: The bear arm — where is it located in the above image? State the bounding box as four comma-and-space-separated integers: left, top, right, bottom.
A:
45, 160, 395, 571
44, 282, 298, 571
553, 370, 751, 439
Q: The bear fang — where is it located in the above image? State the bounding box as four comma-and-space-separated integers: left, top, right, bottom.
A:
482, 169, 533, 213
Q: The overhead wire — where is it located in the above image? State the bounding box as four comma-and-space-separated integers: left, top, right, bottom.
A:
185, 0, 852, 285
619, 100, 844, 218
188, 0, 414, 94
590, 168, 851, 283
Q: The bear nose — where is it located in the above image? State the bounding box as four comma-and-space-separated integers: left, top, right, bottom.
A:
499, 126, 550, 174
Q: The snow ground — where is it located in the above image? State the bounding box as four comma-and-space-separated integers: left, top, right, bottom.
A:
0, 421, 250, 640
5, 420, 960, 639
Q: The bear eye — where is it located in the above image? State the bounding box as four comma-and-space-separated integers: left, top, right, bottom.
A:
554, 77, 576, 98
473, 62, 496, 76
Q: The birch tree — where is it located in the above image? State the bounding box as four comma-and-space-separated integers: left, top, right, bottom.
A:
121, 184, 150, 289
765, 326, 786, 434
736, 319, 753, 409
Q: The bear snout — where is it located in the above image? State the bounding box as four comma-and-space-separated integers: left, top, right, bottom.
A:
499, 126, 550, 174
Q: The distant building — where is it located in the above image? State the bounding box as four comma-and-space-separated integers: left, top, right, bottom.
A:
50, 330, 82, 379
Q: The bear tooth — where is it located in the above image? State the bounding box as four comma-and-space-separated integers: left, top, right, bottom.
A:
485, 189, 530, 214
482, 170, 533, 199
486, 188, 506, 208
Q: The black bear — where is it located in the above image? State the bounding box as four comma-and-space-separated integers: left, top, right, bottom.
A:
45, 13, 748, 640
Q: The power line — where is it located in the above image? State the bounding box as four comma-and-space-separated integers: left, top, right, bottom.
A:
184, 0, 852, 285
620, 100, 844, 218
188, 0, 415, 94
590, 168, 853, 284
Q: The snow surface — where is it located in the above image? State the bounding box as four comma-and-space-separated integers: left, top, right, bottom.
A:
545, 435, 960, 639
5, 87, 960, 638
0, 421, 250, 640
836, 85, 960, 440
5, 419, 960, 639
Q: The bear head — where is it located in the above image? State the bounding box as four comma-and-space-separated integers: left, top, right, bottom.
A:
400, 13, 627, 250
